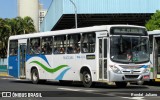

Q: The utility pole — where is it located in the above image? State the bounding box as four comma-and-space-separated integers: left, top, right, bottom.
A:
69, 0, 77, 28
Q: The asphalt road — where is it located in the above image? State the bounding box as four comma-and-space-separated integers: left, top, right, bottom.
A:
0, 76, 160, 100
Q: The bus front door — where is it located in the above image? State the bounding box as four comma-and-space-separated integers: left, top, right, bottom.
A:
19, 44, 26, 79
154, 37, 160, 81
99, 38, 108, 80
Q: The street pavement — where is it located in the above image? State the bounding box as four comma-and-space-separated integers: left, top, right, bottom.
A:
0, 76, 160, 100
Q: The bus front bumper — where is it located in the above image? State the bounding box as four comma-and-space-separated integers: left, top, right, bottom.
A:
109, 71, 150, 82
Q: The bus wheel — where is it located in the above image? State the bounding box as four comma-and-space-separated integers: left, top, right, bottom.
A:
31, 68, 40, 84
82, 71, 92, 88
115, 82, 127, 88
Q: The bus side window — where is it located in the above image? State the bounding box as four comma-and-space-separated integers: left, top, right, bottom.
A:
67, 34, 80, 54
53, 35, 66, 54
9, 40, 18, 56
41, 37, 53, 55
27, 39, 30, 54
30, 38, 40, 54
81, 32, 96, 53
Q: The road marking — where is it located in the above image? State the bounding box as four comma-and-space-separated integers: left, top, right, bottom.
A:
1, 78, 13, 80
58, 88, 81, 91
0, 77, 22, 80
122, 97, 145, 100
84, 90, 97, 92
58, 88, 148, 99
15, 79, 22, 80
58, 88, 125, 97
58, 88, 96, 92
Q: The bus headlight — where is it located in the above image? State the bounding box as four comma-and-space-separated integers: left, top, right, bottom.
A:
143, 68, 150, 73
110, 65, 122, 74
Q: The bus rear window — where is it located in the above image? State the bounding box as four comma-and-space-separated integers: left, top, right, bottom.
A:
9, 40, 18, 56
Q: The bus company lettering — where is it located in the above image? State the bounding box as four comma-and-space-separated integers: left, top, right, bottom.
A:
63, 56, 74, 59
100, 32, 107, 36
77, 55, 85, 59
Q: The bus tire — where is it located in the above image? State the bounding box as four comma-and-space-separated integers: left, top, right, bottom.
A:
82, 71, 92, 88
115, 82, 127, 88
31, 68, 40, 84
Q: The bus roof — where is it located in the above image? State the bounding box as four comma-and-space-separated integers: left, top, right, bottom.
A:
148, 30, 160, 35
9, 25, 146, 40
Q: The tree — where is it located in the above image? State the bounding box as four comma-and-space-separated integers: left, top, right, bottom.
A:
8, 16, 36, 35
145, 10, 160, 31
0, 18, 11, 58
23, 16, 36, 34
0, 16, 36, 58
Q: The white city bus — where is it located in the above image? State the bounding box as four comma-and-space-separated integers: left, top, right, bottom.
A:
8, 25, 150, 88
148, 30, 160, 82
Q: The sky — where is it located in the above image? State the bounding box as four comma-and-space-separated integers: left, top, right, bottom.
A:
0, 0, 52, 19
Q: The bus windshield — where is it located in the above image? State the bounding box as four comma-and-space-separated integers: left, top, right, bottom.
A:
110, 36, 149, 63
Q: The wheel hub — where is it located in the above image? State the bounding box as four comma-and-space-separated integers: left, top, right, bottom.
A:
84, 74, 91, 83
33, 72, 37, 81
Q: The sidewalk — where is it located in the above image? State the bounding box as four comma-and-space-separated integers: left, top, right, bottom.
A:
0, 72, 8, 76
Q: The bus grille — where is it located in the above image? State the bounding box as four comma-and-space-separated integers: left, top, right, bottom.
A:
125, 75, 139, 79
123, 71, 141, 73
120, 65, 141, 69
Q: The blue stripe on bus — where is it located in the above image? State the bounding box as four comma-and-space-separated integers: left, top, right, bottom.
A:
140, 65, 148, 68
55, 68, 71, 80
26, 54, 51, 67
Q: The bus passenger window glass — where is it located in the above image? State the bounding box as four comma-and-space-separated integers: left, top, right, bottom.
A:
81, 32, 96, 53
67, 34, 80, 54
27, 39, 30, 54
54, 35, 66, 54
9, 40, 18, 56
99, 39, 102, 58
104, 39, 107, 58
29, 38, 40, 54
42, 37, 53, 54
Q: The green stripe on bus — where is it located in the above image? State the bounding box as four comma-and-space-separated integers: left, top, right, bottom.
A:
30, 61, 68, 73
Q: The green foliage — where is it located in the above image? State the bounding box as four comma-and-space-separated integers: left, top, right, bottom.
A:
0, 16, 36, 58
145, 10, 160, 31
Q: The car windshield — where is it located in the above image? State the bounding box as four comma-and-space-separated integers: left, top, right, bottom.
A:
110, 36, 149, 63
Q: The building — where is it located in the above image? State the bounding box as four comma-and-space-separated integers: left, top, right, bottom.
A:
40, 0, 160, 32
17, 0, 39, 32
39, 3, 47, 31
